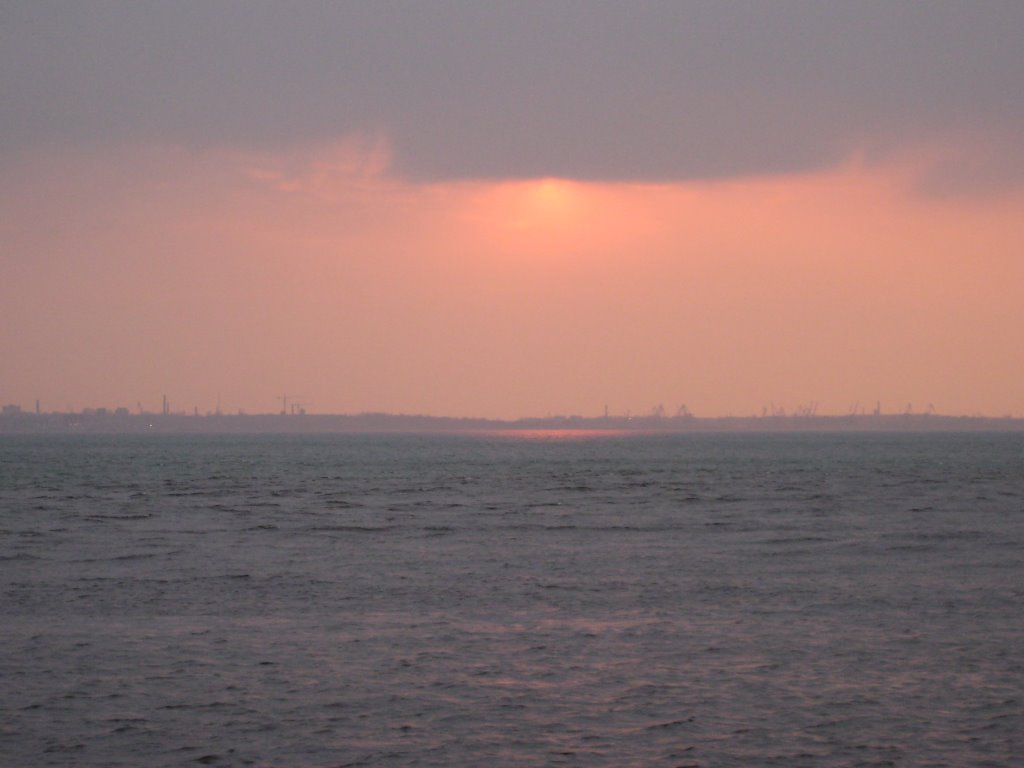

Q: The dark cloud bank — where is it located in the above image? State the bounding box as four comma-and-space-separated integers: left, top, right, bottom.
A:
3, 1, 1023, 184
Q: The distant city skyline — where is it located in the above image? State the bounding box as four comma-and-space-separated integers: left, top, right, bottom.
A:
0, 396, 1017, 422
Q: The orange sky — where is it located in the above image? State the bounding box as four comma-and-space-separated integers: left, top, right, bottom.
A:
2, 140, 1022, 418
4, 5, 1023, 419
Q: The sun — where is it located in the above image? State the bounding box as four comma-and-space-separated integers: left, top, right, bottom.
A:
528, 178, 579, 222
457, 176, 660, 263
516, 179, 581, 230
456, 178, 591, 258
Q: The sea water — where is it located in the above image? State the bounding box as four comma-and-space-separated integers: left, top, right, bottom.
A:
1, 431, 1021, 767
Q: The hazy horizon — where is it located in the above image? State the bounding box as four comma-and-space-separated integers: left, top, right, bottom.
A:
3, 401, 1021, 423
3, 3, 1023, 419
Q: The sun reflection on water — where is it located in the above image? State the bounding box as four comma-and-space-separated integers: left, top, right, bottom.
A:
473, 429, 638, 441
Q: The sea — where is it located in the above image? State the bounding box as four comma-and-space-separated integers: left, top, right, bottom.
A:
1, 431, 1021, 767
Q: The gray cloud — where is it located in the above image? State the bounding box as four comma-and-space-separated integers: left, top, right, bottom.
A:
3, 1, 1023, 184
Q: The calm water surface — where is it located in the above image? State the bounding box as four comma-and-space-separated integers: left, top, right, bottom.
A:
1, 432, 1022, 766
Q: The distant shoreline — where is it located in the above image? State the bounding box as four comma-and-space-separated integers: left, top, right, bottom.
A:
2, 410, 1023, 434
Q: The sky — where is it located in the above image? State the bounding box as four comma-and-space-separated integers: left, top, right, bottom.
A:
2, 1, 1023, 419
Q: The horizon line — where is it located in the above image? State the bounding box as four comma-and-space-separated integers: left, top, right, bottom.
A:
2, 407, 1022, 424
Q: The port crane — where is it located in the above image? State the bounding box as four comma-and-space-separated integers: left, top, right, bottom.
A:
276, 394, 308, 415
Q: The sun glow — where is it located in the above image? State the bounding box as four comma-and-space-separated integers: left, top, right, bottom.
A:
458, 177, 662, 261
490, 178, 586, 234
527, 178, 580, 221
